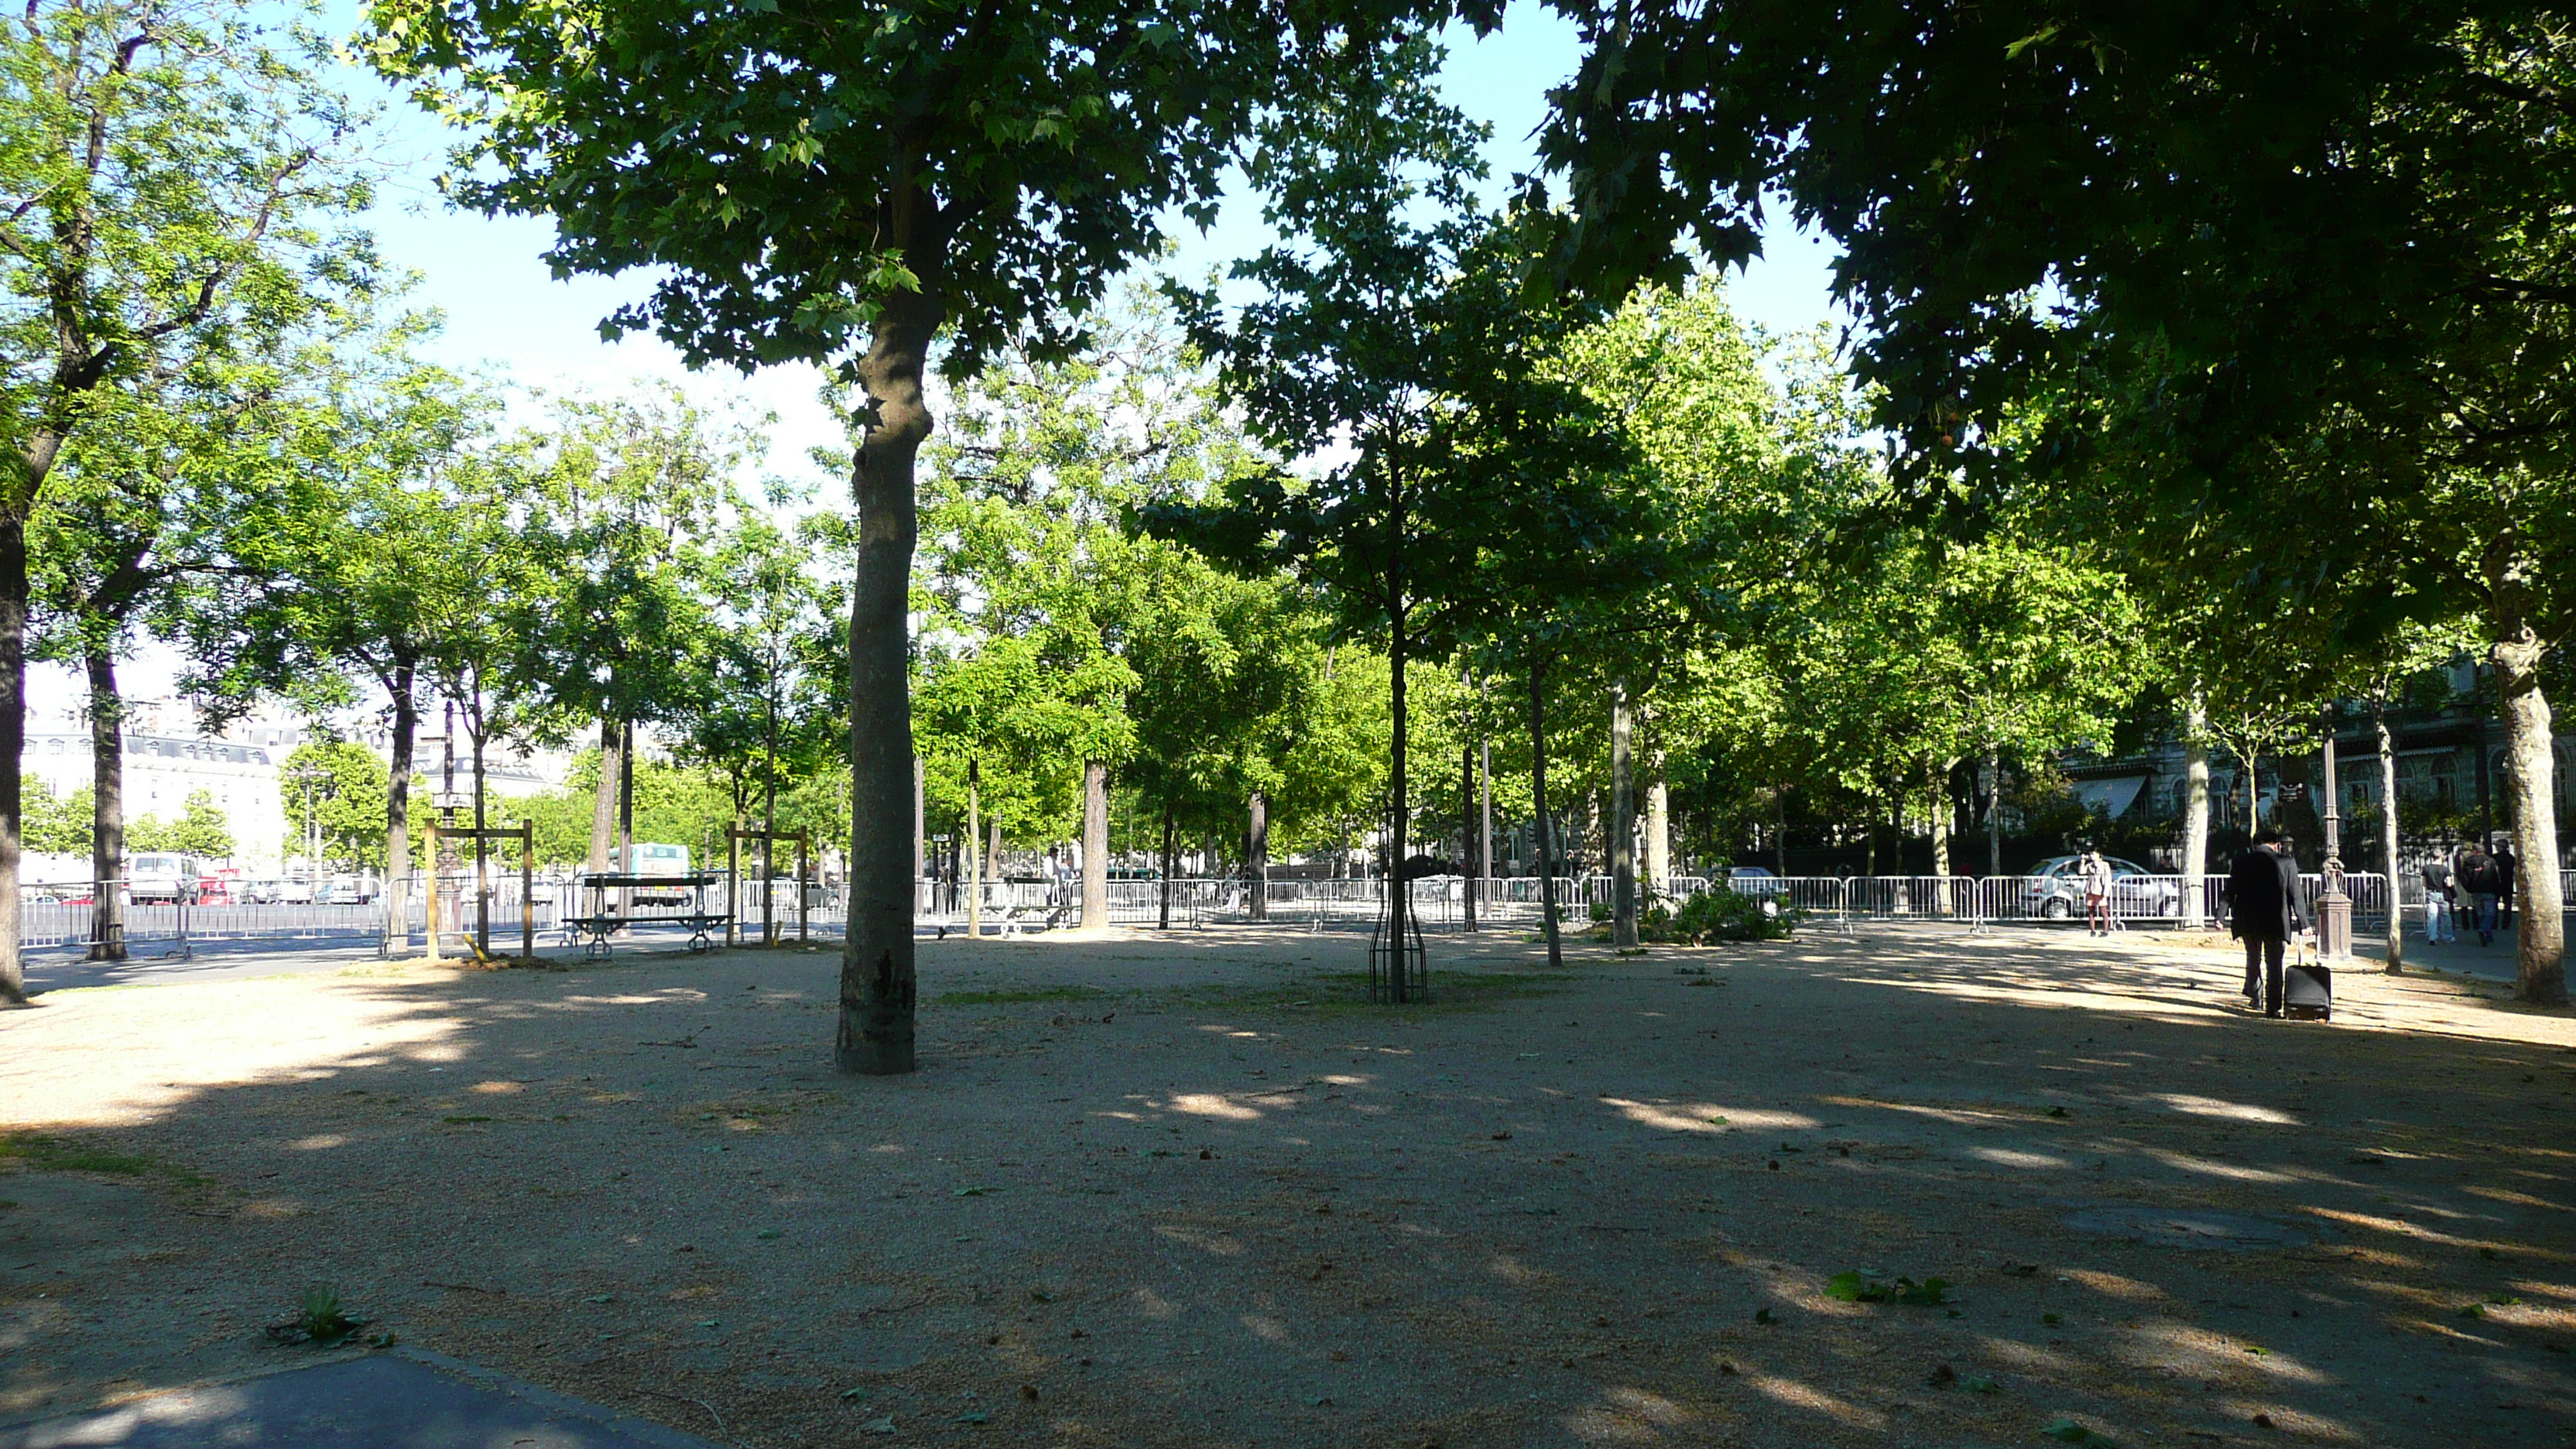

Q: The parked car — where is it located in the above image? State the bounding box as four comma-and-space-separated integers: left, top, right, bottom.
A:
320, 875, 378, 906
125, 853, 201, 904
1724, 865, 1785, 916
196, 870, 238, 906
276, 877, 317, 906
2020, 855, 2181, 919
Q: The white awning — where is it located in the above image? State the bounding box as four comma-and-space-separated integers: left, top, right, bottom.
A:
2073, 775, 2149, 820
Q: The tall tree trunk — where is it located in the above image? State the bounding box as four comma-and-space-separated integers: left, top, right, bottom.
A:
1245, 789, 1269, 923
0, 514, 26, 1002
838, 279, 938, 1074
618, 719, 635, 923
385, 659, 417, 957
1386, 600, 1410, 999
1644, 764, 1670, 892
1528, 658, 1561, 970
1610, 680, 1637, 948
1479, 735, 1493, 883
2376, 702, 2403, 972
988, 819, 1004, 882
472, 712, 491, 960
587, 716, 620, 874
1157, 800, 1175, 931
1929, 756, 1954, 914
1081, 760, 1108, 930
2182, 696, 2211, 927
1460, 731, 1476, 932
2492, 627, 2566, 1003
966, 772, 981, 940
1984, 744, 2002, 877
84, 646, 125, 961
913, 755, 925, 894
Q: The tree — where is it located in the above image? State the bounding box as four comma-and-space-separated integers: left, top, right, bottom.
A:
0, 0, 372, 999
1535, 3, 2576, 995
129, 789, 229, 858
188, 343, 497, 951
365, 0, 1464, 1070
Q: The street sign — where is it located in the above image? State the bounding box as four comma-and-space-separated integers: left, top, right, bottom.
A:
433, 791, 470, 811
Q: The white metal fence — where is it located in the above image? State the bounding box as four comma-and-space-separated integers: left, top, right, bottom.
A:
19, 868, 2398, 954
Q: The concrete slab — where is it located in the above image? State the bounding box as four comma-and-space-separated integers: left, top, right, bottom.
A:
0, 1350, 721, 1449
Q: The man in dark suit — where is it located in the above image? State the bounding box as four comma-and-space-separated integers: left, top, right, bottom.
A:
2226, 828, 2307, 1016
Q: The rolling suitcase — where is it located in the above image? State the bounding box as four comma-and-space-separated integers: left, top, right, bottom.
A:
2283, 934, 2331, 1020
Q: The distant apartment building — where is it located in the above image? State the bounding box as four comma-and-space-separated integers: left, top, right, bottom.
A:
22, 697, 575, 873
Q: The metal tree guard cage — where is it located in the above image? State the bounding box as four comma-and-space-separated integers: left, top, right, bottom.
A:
1368, 887, 1429, 1004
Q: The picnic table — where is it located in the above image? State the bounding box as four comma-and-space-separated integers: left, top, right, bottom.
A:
567, 872, 726, 957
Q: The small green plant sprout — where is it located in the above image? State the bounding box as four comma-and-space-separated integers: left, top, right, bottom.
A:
266, 1286, 368, 1348
1824, 1269, 1951, 1306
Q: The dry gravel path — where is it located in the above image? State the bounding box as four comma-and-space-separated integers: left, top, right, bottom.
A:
4, 924, 2574, 1447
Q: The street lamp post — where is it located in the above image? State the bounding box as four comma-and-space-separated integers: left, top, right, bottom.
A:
2317, 704, 2352, 959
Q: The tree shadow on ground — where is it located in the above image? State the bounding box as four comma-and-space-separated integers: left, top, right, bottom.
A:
2, 927, 2571, 1447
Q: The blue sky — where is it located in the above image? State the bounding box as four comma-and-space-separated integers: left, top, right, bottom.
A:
340, 2, 1846, 485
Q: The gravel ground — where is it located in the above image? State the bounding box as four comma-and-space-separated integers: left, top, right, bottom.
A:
4, 924, 2574, 1447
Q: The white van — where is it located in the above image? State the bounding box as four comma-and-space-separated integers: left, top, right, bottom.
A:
126, 853, 201, 904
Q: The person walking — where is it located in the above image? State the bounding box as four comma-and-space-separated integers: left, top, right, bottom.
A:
2420, 855, 2457, 944
2226, 827, 2307, 1016
2456, 839, 2501, 947
2081, 847, 2115, 937
2495, 841, 2517, 930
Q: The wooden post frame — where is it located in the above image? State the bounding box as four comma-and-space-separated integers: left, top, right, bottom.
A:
728, 826, 812, 947
426, 819, 540, 962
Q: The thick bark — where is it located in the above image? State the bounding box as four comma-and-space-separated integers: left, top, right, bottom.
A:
836, 274, 938, 1073
1246, 789, 1269, 923
385, 660, 416, 957
1157, 800, 1175, 931
2182, 698, 2211, 927
1610, 680, 1637, 948
1529, 659, 1561, 970
1081, 760, 1108, 929
84, 646, 125, 961
2492, 628, 2566, 1003
0, 515, 24, 1002
2376, 704, 2403, 972
587, 716, 619, 874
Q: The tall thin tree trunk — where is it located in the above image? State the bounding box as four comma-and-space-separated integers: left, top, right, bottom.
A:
1930, 756, 1954, 913
1528, 659, 1560, 970
385, 660, 416, 957
1387, 601, 1410, 999
2182, 697, 2211, 927
1644, 765, 1670, 893
587, 716, 620, 875
618, 719, 635, 923
84, 646, 125, 961
988, 819, 1004, 883
837, 279, 938, 1075
1081, 761, 1108, 930
2492, 627, 2566, 1002
472, 709, 491, 960
1985, 744, 2002, 877
1611, 680, 1637, 948
913, 755, 925, 895
0, 514, 26, 1002
1157, 800, 1175, 930
1246, 790, 1269, 923
1479, 735, 1493, 882
966, 772, 982, 940
1460, 731, 1476, 932
2376, 702, 2403, 972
